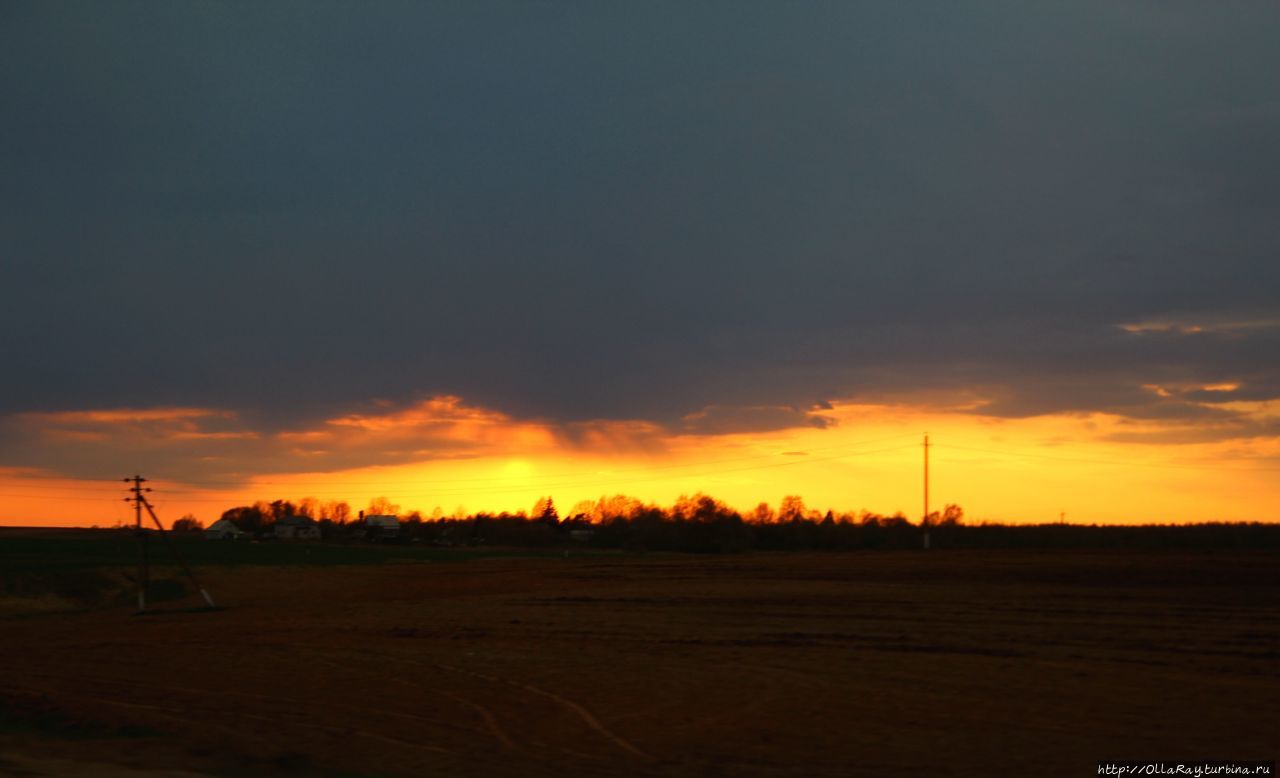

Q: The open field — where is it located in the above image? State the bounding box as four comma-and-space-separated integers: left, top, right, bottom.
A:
1, 532, 1277, 776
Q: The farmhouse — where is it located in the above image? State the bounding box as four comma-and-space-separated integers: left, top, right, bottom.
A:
365, 514, 400, 541
205, 518, 246, 540
273, 515, 320, 541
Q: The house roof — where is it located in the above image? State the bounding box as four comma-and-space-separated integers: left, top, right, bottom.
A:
275, 515, 317, 527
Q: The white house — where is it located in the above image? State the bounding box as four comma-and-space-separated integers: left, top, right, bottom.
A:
273, 515, 320, 541
205, 518, 246, 540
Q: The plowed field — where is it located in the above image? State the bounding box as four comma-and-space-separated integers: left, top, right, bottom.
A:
2, 548, 1276, 776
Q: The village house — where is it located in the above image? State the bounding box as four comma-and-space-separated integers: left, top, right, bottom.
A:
273, 515, 320, 541
364, 514, 400, 542
205, 518, 246, 540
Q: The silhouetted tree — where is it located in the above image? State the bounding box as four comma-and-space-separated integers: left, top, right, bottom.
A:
569, 499, 596, 522
208, 493, 1280, 552
532, 497, 559, 526
779, 495, 807, 523
597, 494, 643, 521
266, 500, 297, 522
171, 514, 203, 532
882, 512, 912, 528
321, 500, 351, 524
220, 505, 266, 535
367, 496, 400, 516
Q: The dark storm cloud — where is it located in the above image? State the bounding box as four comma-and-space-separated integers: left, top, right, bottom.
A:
0, 397, 558, 484
680, 404, 835, 436
3, 2, 1279, 467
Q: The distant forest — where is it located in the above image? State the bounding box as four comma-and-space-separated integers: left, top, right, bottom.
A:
181, 494, 1280, 552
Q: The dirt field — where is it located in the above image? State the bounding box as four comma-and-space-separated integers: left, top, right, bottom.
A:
1, 548, 1276, 776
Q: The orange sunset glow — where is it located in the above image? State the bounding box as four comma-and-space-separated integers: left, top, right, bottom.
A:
4, 394, 1277, 527
4, 4, 1279, 533
6, 7, 1280, 777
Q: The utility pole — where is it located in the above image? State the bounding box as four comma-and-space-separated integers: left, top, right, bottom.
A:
124, 475, 150, 611
922, 434, 930, 550
139, 497, 216, 609
123, 474, 217, 612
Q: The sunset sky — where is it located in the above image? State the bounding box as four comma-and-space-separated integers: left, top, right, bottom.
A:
3, 4, 1278, 526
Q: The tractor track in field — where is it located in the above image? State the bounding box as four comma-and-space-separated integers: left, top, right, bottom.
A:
311, 647, 652, 760
428, 659, 653, 761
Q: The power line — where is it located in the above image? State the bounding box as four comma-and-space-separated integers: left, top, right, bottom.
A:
6, 434, 1277, 514
0, 471, 125, 482
6, 438, 1276, 507
0, 491, 123, 500
145, 432, 925, 490
142, 441, 921, 502
124, 475, 216, 612
128, 433, 920, 497
932, 442, 1280, 473
0, 433, 922, 502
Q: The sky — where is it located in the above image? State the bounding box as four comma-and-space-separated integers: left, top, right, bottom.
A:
2, 2, 1279, 526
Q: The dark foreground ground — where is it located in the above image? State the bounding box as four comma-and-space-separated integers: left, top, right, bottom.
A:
1, 540, 1276, 776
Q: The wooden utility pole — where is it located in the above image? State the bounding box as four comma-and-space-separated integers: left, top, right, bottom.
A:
139, 498, 216, 609
123, 474, 217, 612
923, 434, 930, 550
124, 475, 150, 611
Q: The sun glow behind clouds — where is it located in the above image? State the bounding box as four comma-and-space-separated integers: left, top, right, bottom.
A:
2, 398, 1279, 526
1118, 317, 1280, 336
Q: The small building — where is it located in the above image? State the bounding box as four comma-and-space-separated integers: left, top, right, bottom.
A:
273, 515, 320, 541
205, 518, 246, 540
365, 514, 400, 541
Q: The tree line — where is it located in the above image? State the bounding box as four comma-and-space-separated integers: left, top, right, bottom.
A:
173, 493, 1280, 552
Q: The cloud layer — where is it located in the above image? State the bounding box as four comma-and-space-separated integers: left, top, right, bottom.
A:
2, 3, 1278, 482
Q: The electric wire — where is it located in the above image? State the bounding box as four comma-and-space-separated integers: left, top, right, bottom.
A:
932, 442, 1280, 473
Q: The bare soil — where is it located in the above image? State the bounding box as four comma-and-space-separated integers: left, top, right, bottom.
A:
1, 549, 1276, 776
